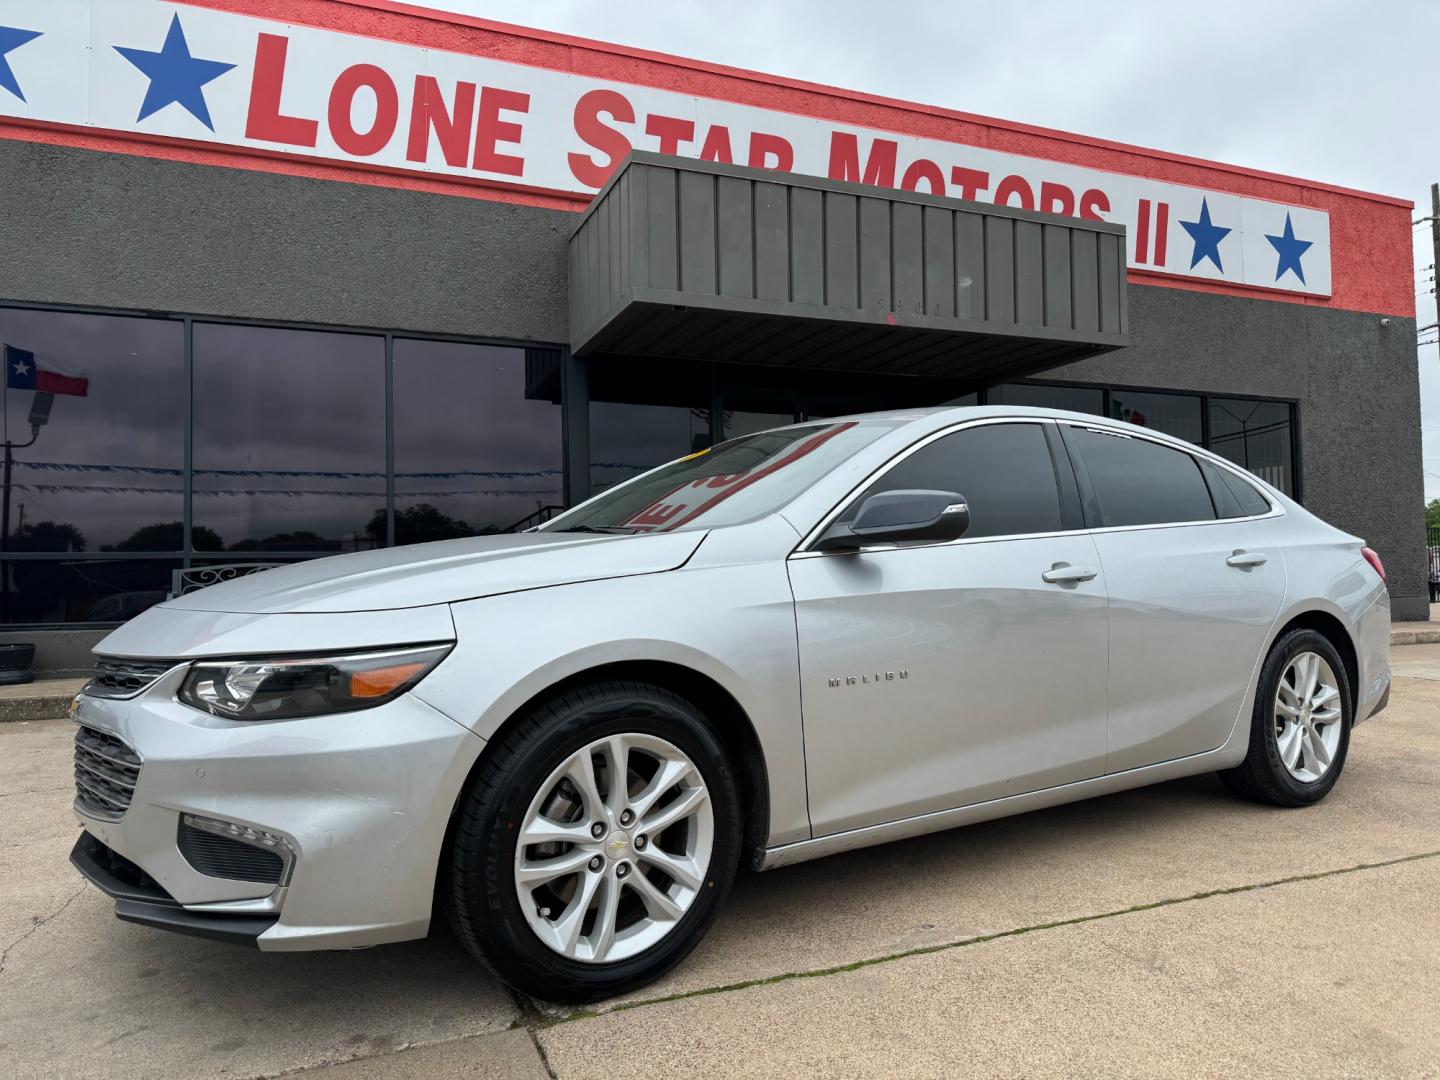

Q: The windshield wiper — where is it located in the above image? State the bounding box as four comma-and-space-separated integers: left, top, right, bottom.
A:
550, 525, 639, 534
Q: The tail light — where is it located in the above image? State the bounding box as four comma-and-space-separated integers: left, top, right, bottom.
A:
1361, 546, 1386, 582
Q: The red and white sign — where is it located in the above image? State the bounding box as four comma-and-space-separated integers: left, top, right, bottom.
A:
0, 0, 1331, 296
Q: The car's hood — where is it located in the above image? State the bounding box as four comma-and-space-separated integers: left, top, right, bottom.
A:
160, 530, 708, 615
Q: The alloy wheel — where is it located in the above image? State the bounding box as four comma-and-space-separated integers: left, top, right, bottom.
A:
1274, 650, 1343, 783
514, 733, 713, 964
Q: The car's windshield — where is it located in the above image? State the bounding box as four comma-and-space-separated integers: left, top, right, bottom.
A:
541, 419, 902, 534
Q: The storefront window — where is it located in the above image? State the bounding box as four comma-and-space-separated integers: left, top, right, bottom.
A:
989, 382, 1105, 414
590, 402, 711, 494
1110, 390, 1203, 444
0, 303, 1306, 626
0, 309, 184, 552
393, 340, 562, 541
192, 324, 386, 552
1208, 398, 1295, 495
0, 559, 178, 624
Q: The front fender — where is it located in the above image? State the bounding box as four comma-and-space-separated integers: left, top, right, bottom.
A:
412, 562, 809, 847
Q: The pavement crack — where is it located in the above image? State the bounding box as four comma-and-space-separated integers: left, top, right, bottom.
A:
0, 883, 86, 978
507, 985, 562, 1077
528, 1027, 560, 1080
0, 785, 70, 798
537, 847, 1440, 1028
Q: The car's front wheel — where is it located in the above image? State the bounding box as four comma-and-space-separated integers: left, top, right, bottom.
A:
1219, 628, 1352, 806
447, 680, 741, 1002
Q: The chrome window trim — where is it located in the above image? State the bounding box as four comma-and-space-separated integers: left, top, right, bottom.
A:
790, 414, 1283, 560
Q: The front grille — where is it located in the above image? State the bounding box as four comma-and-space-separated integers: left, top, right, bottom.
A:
73, 725, 143, 821
178, 821, 287, 885
84, 657, 178, 699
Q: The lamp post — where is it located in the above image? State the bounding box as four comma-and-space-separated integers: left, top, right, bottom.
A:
1, 391, 53, 553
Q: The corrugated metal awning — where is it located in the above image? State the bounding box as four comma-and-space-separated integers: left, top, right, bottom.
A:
568, 152, 1128, 381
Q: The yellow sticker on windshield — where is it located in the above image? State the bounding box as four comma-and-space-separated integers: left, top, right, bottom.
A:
677, 448, 710, 461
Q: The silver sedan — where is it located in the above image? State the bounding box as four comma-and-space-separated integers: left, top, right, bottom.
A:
68, 406, 1391, 1001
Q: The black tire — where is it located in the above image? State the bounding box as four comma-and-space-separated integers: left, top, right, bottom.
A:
1219, 628, 1352, 807
447, 680, 741, 1002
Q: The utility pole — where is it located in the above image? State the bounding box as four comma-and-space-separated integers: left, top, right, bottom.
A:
1432, 184, 1440, 336
1417, 186, 1440, 349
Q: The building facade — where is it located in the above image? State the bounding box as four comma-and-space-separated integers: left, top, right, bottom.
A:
0, 0, 1423, 673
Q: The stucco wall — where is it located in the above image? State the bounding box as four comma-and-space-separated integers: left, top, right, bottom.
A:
0, 140, 572, 343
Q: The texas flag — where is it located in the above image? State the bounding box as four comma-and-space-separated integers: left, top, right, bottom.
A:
4, 345, 89, 396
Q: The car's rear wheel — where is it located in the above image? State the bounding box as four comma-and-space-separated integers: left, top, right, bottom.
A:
1219, 628, 1352, 806
447, 680, 741, 1002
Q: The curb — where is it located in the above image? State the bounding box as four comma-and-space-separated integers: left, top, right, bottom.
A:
0, 679, 85, 723
1391, 627, 1440, 646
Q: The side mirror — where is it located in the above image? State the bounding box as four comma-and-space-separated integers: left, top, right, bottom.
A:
814, 489, 971, 552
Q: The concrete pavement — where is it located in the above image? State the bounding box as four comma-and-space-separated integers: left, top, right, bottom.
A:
2, 646, 1437, 1078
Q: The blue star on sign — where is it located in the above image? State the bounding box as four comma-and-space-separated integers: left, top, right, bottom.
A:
114, 13, 234, 131
1179, 198, 1232, 272
1266, 213, 1313, 285
0, 25, 42, 102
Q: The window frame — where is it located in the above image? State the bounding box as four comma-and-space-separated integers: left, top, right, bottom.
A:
1056, 419, 1281, 534
795, 418, 1084, 558
0, 297, 562, 629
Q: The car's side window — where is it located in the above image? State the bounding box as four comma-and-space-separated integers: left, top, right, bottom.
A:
1067, 426, 1217, 528
1197, 458, 1245, 519
1218, 468, 1273, 516
837, 422, 1064, 541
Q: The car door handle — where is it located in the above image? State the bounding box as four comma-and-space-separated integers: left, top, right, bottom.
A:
1226, 550, 1269, 568
1041, 564, 1099, 584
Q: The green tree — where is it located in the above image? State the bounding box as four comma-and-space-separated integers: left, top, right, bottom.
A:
229, 530, 328, 551
1427, 498, 1440, 532
7, 520, 85, 552
367, 503, 474, 546
115, 521, 224, 552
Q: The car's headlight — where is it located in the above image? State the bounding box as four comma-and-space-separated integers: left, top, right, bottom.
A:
178, 644, 452, 721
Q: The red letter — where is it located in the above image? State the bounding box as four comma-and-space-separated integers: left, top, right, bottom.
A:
645, 114, 695, 156
901, 158, 945, 195
949, 166, 990, 201
748, 132, 793, 171
1134, 198, 1151, 263
827, 132, 898, 187
994, 174, 1035, 210
406, 76, 475, 167
246, 34, 318, 146
1078, 188, 1110, 221
699, 125, 733, 164
1153, 201, 1169, 265
1039, 181, 1075, 217
568, 89, 634, 189
473, 86, 528, 175
328, 64, 399, 157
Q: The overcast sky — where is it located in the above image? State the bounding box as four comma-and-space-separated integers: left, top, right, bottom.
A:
417, 0, 1440, 500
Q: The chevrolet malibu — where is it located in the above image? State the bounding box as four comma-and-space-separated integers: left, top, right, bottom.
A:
69, 406, 1391, 1001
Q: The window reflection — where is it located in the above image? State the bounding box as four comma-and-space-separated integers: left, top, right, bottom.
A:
590, 401, 711, 495
193, 324, 386, 552
1208, 398, 1295, 495
1110, 390, 1203, 444
988, 383, 1105, 415
0, 310, 184, 552
393, 340, 562, 542
0, 559, 177, 624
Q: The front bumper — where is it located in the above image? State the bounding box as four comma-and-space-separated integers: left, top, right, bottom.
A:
69, 665, 485, 951
70, 830, 277, 945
